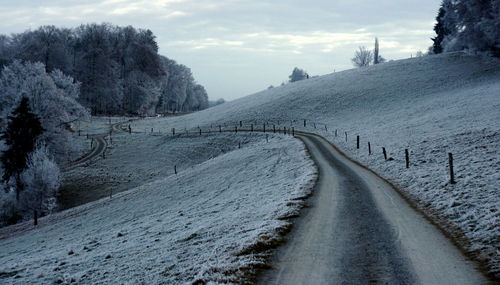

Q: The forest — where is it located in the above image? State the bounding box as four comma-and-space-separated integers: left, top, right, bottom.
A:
0, 23, 208, 115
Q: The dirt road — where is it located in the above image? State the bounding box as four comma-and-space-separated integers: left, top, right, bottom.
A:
62, 135, 107, 171
258, 132, 488, 284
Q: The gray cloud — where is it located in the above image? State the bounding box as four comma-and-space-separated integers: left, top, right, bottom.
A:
0, 0, 440, 100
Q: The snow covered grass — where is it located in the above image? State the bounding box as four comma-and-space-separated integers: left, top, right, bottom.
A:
130, 52, 500, 277
0, 135, 316, 284
60, 132, 273, 209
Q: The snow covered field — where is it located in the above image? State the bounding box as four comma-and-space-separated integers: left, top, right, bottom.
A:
0, 52, 498, 283
0, 135, 316, 284
131, 52, 500, 277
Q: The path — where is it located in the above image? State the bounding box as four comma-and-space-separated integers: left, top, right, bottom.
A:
62, 135, 107, 171
258, 132, 488, 284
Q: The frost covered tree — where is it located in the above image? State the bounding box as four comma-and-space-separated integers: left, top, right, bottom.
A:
289, 67, 309, 82
0, 61, 89, 162
433, 0, 499, 56
352, 46, 373, 67
20, 145, 60, 216
1, 97, 43, 199
0, 24, 210, 114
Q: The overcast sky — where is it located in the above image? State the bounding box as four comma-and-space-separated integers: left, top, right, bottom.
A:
0, 0, 440, 101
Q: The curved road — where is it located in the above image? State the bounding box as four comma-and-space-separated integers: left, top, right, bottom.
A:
62, 135, 107, 171
259, 132, 488, 284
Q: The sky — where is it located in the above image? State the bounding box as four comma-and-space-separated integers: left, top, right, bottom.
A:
0, 0, 440, 101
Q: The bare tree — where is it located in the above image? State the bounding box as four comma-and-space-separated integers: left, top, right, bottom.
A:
352, 46, 373, 67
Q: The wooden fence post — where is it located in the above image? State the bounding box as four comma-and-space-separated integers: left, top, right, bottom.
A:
263, 124, 266, 133
383, 147, 387, 160
304, 119, 306, 127
314, 123, 316, 129
251, 124, 253, 132
368, 142, 371, 155
345, 132, 347, 142
172, 128, 175, 136
199, 128, 202, 136
335, 129, 337, 137
405, 149, 410, 168
283, 126, 287, 134
292, 127, 295, 136
235, 126, 238, 133
240, 121, 242, 127
219, 125, 222, 133
273, 124, 276, 133
238, 142, 241, 149
356, 136, 360, 149
174, 165, 177, 174
449, 153, 456, 184
34, 210, 38, 226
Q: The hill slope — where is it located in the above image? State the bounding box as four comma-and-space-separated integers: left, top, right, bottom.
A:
135, 52, 500, 277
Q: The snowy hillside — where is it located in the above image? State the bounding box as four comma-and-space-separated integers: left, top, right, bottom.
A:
0, 134, 315, 284
0, 52, 498, 283
131, 52, 500, 277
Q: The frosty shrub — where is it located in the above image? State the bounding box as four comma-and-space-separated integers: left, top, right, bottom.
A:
352, 46, 373, 68
20, 145, 61, 217
0, 144, 62, 226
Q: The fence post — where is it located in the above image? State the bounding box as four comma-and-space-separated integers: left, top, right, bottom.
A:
345, 132, 347, 142
172, 128, 175, 136
356, 136, 360, 149
219, 125, 221, 133
273, 124, 276, 133
314, 123, 316, 129
263, 124, 266, 133
251, 124, 253, 132
238, 142, 241, 149
283, 126, 287, 134
174, 165, 177, 174
199, 128, 202, 136
449, 153, 456, 184
405, 149, 410, 168
151, 128, 153, 133
383, 147, 387, 160
335, 129, 337, 137
292, 127, 295, 136
235, 126, 238, 133
34, 210, 38, 226
240, 121, 242, 127
368, 142, 371, 155
304, 119, 306, 127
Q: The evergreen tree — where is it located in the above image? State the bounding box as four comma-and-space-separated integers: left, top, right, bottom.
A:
432, 4, 450, 54
1, 97, 44, 199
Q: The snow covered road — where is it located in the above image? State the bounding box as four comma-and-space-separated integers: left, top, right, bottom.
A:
259, 132, 489, 284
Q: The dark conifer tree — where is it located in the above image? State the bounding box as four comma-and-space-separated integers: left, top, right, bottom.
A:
432, 6, 447, 54
1, 97, 44, 199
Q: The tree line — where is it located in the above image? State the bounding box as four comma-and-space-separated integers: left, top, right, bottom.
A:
0, 23, 209, 115
432, 0, 499, 56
